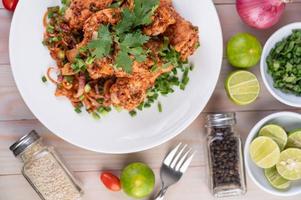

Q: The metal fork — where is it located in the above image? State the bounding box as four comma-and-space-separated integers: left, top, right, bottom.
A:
154, 143, 195, 200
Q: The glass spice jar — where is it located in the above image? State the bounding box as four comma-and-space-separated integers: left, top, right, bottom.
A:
9, 130, 83, 200
205, 113, 246, 198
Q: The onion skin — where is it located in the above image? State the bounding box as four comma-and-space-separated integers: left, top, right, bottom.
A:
236, 0, 288, 29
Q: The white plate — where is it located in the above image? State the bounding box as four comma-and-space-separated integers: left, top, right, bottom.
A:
9, 0, 223, 153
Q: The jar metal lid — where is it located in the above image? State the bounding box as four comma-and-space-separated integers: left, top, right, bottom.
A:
206, 113, 236, 127
9, 130, 40, 157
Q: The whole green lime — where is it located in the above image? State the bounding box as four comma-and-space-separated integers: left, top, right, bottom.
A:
227, 33, 262, 68
121, 162, 155, 199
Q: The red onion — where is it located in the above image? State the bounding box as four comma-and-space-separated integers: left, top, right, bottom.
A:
74, 74, 86, 98
236, 0, 291, 29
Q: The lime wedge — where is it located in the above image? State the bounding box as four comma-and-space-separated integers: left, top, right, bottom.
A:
276, 148, 301, 180
250, 136, 280, 168
265, 166, 290, 190
287, 129, 301, 149
259, 124, 287, 150
225, 71, 260, 105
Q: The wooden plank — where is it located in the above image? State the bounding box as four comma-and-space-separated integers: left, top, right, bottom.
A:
0, 57, 294, 121
0, 10, 11, 65
0, 65, 15, 87
1, 168, 301, 200
1, 110, 300, 175
0, 86, 34, 120
1, 4, 301, 64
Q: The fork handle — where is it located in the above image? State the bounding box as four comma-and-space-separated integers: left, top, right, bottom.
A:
154, 187, 168, 200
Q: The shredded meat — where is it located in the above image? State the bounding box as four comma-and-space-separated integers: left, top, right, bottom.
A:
81, 8, 121, 45
143, 0, 176, 36
87, 57, 115, 79
64, 0, 113, 29
66, 7, 121, 72
110, 61, 173, 110
164, 12, 199, 61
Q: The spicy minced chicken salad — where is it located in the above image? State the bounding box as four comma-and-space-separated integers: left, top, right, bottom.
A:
42, 0, 199, 118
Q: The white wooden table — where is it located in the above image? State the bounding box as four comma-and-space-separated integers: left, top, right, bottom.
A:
1, 1, 301, 199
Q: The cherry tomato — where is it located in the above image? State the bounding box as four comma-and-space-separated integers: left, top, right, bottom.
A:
100, 172, 121, 192
2, 0, 19, 11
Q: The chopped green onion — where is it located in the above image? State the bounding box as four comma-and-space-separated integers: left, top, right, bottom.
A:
162, 62, 171, 69
71, 58, 87, 72
79, 46, 88, 53
157, 102, 162, 112
47, 6, 60, 18
92, 112, 100, 120
137, 103, 144, 110
144, 103, 151, 108
129, 110, 137, 117
150, 65, 158, 72
61, 0, 70, 6
84, 84, 91, 93
46, 25, 55, 33
41, 76, 47, 83
85, 57, 95, 65
114, 106, 122, 112
64, 76, 74, 83
97, 107, 109, 116
79, 95, 85, 101
74, 107, 82, 113
96, 98, 104, 104
104, 107, 112, 112
42, 40, 47, 46
48, 37, 60, 43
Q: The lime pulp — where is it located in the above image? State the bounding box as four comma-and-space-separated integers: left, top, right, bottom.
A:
250, 136, 280, 169
259, 124, 287, 150
265, 166, 290, 190
225, 70, 260, 105
276, 148, 301, 181
287, 129, 301, 148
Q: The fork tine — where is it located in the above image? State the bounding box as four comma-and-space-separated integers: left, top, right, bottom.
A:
163, 143, 182, 165
170, 144, 187, 168
175, 148, 192, 171
179, 152, 195, 173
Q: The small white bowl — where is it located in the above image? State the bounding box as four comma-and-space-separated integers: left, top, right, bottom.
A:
244, 112, 301, 196
260, 22, 301, 107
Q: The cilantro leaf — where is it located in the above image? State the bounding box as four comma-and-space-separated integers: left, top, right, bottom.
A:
133, 0, 159, 26
116, 51, 133, 73
114, 0, 159, 35
88, 25, 113, 58
128, 47, 147, 62
121, 32, 150, 48
114, 8, 135, 35
116, 31, 150, 72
